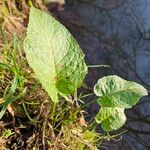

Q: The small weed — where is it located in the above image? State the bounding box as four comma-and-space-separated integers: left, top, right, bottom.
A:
2, 129, 14, 139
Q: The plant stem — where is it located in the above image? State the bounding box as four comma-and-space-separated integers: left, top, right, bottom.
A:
80, 99, 98, 109
87, 65, 110, 68
52, 102, 56, 119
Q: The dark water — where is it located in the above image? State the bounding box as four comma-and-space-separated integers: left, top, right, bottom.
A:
50, 0, 150, 149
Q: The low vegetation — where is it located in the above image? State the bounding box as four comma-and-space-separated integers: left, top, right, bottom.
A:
0, 1, 148, 150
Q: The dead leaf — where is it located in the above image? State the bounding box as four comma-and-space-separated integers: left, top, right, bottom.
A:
7, 103, 25, 117
79, 116, 87, 127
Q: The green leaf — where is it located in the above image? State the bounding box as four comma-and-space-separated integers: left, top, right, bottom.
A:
23, 7, 87, 103
95, 107, 126, 131
94, 75, 148, 108
0, 77, 26, 119
94, 75, 148, 131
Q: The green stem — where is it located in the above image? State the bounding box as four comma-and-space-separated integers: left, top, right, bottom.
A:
80, 99, 98, 109
52, 102, 56, 119
87, 65, 110, 68
22, 102, 40, 123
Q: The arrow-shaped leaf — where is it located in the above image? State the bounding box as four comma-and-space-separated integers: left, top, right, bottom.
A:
94, 75, 148, 131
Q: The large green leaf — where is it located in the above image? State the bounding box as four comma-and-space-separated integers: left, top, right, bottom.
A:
24, 7, 87, 103
94, 75, 148, 131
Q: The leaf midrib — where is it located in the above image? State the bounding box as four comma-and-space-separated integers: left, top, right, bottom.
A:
100, 88, 140, 98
